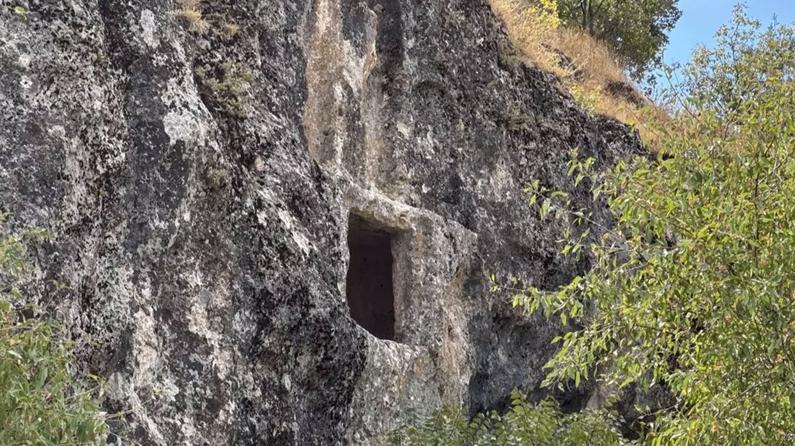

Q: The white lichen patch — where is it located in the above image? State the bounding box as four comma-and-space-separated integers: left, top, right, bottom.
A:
476, 161, 517, 201
396, 121, 412, 139
109, 373, 169, 445
183, 268, 235, 382
19, 75, 32, 89
179, 416, 201, 444
157, 376, 180, 403
277, 209, 312, 256
314, 0, 334, 35
17, 53, 31, 69
342, 38, 367, 96
46, 124, 66, 139
161, 74, 212, 147
132, 306, 160, 386
254, 156, 265, 172
163, 109, 206, 147
140, 9, 159, 49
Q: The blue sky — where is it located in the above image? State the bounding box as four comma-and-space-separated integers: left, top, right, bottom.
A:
663, 0, 795, 67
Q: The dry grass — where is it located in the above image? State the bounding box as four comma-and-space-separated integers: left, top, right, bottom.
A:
490, 0, 667, 148
218, 21, 241, 40
178, 0, 209, 34
555, 28, 626, 86
491, 0, 564, 76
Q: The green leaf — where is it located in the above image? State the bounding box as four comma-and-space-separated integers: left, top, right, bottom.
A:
540, 198, 551, 219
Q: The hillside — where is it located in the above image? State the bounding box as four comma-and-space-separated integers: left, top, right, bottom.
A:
490, 0, 667, 147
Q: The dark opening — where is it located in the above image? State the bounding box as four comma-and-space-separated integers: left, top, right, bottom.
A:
345, 214, 396, 340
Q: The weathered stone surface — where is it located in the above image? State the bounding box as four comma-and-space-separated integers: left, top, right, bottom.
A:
0, 0, 642, 444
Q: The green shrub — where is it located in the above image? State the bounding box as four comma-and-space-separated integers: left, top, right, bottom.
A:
0, 217, 107, 445
195, 62, 254, 118
385, 391, 628, 446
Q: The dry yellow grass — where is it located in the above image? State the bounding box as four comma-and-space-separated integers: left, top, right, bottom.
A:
555, 28, 626, 86
178, 0, 209, 34
490, 0, 564, 76
490, 0, 666, 148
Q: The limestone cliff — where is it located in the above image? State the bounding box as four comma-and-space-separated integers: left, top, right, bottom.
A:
0, 0, 642, 444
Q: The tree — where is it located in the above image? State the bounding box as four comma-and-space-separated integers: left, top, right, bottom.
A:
514, 6, 795, 445
557, 0, 682, 80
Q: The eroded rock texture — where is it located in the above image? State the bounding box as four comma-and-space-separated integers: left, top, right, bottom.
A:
0, 0, 642, 444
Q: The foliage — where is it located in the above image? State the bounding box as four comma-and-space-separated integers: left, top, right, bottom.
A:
13, 5, 29, 18
385, 390, 628, 446
535, 0, 562, 29
491, 0, 666, 147
177, 0, 241, 41
195, 62, 254, 118
177, 0, 210, 34
492, 0, 563, 74
507, 7, 795, 445
0, 216, 108, 445
557, 0, 681, 80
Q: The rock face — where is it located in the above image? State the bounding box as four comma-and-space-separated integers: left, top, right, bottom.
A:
0, 0, 642, 444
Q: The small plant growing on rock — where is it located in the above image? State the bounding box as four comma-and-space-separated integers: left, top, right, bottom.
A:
12, 5, 29, 18
195, 62, 254, 118
177, 2, 241, 39
385, 390, 625, 445
0, 215, 108, 444
500, 103, 535, 132
218, 21, 241, 40
177, 0, 209, 34
204, 14, 241, 41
